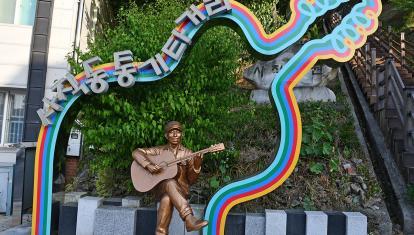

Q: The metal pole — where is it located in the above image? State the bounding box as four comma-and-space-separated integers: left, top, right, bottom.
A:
371, 48, 377, 105
401, 32, 406, 68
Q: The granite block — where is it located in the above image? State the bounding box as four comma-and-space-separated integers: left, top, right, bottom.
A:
64, 192, 87, 203
51, 201, 60, 233
59, 202, 78, 235
305, 211, 328, 235
343, 212, 367, 235
325, 211, 346, 235
265, 210, 286, 235
94, 206, 114, 234
245, 213, 265, 235
76, 196, 103, 235
114, 207, 138, 235
225, 213, 245, 235
135, 207, 157, 235
286, 209, 306, 235
94, 206, 137, 235
122, 196, 141, 208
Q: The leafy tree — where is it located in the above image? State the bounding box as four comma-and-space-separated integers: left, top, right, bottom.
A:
69, 0, 247, 195
390, 0, 414, 28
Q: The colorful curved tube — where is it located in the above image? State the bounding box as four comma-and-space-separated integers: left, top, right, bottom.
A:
31, 0, 381, 234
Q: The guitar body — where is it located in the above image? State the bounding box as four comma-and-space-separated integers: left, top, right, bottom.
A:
131, 151, 178, 192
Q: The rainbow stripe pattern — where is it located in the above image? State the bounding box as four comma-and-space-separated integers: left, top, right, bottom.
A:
31, 0, 382, 234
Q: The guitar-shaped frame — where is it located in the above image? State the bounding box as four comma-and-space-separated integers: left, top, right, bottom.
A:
31, 0, 382, 234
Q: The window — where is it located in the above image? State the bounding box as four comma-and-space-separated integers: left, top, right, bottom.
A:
0, 91, 25, 145
0, 0, 37, 26
6, 94, 25, 143
0, 93, 5, 139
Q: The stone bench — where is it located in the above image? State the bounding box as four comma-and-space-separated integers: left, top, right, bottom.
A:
55, 196, 368, 235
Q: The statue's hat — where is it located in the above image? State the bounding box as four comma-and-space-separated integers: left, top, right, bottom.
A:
165, 121, 182, 133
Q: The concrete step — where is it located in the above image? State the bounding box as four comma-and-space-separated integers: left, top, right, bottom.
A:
403, 152, 414, 168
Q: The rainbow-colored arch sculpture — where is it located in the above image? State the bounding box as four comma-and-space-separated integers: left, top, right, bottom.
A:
32, 0, 382, 234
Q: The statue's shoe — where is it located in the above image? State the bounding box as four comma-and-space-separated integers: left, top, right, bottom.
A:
185, 215, 209, 232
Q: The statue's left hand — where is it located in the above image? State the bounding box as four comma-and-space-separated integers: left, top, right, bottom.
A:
193, 153, 203, 169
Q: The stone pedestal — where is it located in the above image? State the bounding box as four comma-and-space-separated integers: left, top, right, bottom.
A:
225, 213, 245, 235
343, 212, 367, 235
305, 211, 328, 235
59, 202, 78, 235
245, 213, 265, 235
265, 210, 286, 235
94, 206, 137, 235
76, 196, 103, 235
136, 207, 157, 235
286, 210, 306, 235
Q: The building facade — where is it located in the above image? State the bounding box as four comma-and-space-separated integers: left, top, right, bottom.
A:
0, 0, 112, 218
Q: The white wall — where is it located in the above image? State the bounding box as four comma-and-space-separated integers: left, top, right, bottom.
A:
0, 23, 32, 89
44, 0, 79, 99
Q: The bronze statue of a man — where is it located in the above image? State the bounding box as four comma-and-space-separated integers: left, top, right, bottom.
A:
132, 121, 208, 235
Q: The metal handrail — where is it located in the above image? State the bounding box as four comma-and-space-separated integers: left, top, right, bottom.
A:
326, 6, 414, 183
389, 60, 406, 91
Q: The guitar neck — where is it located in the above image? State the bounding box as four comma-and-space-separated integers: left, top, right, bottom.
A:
166, 148, 212, 166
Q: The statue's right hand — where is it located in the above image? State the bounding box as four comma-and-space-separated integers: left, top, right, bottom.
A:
146, 164, 162, 174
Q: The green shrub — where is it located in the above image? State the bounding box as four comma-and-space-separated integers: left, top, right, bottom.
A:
408, 184, 414, 202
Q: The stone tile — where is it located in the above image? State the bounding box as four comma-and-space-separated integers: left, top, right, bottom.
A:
305, 211, 328, 235
0, 202, 22, 232
343, 212, 367, 235
0, 224, 31, 235
102, 198, 122, 206
245, 213, 265, 235
265, 210, 286, 235
122, 196, 141, 208
64, 192, 87, 203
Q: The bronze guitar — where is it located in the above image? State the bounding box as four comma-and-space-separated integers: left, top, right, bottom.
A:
131, 143, 225, 192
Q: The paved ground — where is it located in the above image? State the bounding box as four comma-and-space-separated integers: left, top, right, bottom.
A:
0, 202, 22, 232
